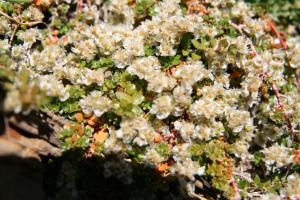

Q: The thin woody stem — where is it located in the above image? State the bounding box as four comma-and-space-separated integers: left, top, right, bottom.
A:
9, 24, 19, 45
230, 177, 241, 200
0, 10, 46, 26
229, 21, 244, 35
271, 82, 293, 133
267, 19, 287, 50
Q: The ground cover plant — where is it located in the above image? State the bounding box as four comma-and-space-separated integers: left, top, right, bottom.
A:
0, 0, 300, 199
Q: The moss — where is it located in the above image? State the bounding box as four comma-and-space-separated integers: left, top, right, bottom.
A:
155, 142, 170, 160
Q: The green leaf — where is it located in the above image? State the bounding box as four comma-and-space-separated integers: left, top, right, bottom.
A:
148, 6, 158, 16
228, 27, 238, 38
180, 33, 193, 49
132, 93, 145, 105
5, 0, 32, 3
90, 57, 114, 69
140, 100, 152, 111
182, 49, 189, 56
47, 98, 81, 115
188, 144, 204, 157
127, 146, 146, 162
0, 68, 5, 78
155, 142, 170, 159
62, 101, 81, 114
57, 3, 70, 15
58, 129, 76, 140
191, 52, 201, 60
58, 23, 71, 36
0, 2, 13, 13
254, 175, 263, 188
218, 38, 229, 51
191, 39, 201, 49
53, 18, 63, 29
237, 178, 251, 189
103, 112, 121, 127
269, 110, 285, 125
68, 86, 85, 100
228, 44, 238, 55
75, 136, 90, 149
135, 0, 155, 13
0, 54, 14, 67
205, 141, 227, 162
160, 55, 181, 70
253, 151, 265, 165
84, 126, 94, 137
116, 91, 133, 105
61, 138, 72, 150
144, 45, 155, 56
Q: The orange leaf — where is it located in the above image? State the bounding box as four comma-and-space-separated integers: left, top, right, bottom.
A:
34, 0, 42, 6
87, 115, 98, 126
158, 163, 169, 172
75, 124, 84, 136
294, 150, 300, 163
94, 129, 107, 144
154, 133, 163, 143
71, 134, 78, 144
74, 112, 84, 122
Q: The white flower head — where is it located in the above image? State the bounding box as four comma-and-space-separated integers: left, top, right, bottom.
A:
79, 91, 112, 117
150, 95, 174, 119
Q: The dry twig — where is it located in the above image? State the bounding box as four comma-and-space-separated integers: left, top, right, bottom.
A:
0, 10, 46, 27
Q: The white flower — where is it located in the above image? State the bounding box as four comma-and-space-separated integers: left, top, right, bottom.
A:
4, 90, 22, 113
11, 45, 26, 59
260, 193, 281, 200
91, 24, 117, 55
17, 28, 42, 45
38, 75, 69, 101
150, 95, 174, 119
173, 85, 192, 107
158, 42, 177, 56
105, 0, 135, 26
227, 109, 252, 133
21, 6, 44, 21
154, 0, 182, 18
0, 16, 10, 35
197, 125, 214, 141
127, 56, 161, 79
146, 71, 176, 93
171, 159, 205, 180
174, 61, 210, 87
0, 39, 10, 53
112, 49, 133, 69
280, 173, 300, 199
190, 97, 222, 119
116, 117, 155, 145
287, 45, 300, 68
31, 45, 66, 71
72, 39, 98, 60
56, 67, 105, 86
144, 148, 165, 164
123, 35, 144, 57
104, 129, 126, 153
174, 120, 196, 142
79, 91, 112, 117
262, 144, 294, 169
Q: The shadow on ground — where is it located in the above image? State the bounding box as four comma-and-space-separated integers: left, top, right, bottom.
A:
0, 151, 187, 200
43, 150, 186, 200
0, 156, 44, 200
